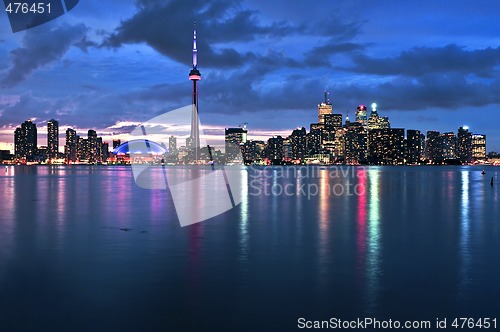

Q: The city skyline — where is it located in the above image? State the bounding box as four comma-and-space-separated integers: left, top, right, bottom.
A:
1, 1, 500, 152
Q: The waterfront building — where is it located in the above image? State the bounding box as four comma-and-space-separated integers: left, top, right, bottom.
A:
47, 119, 59, 160
457, 127, 472, 164
406, 129, 422, 164
225, 127, 247, 161
472, 134, 486, 160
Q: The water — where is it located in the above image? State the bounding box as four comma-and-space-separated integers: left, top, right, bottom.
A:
0, 166, 499, 331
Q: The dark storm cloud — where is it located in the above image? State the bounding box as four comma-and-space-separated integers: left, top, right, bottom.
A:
2, 23, 89, 87
349, 44, 500, 78
104, 0, 293, 69
304, 39, 367, 67
335, 72, 500, 112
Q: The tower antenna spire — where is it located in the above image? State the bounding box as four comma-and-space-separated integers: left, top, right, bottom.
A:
193, 22, 198, 68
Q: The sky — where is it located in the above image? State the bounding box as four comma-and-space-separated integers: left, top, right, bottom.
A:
1, 0, 500, 152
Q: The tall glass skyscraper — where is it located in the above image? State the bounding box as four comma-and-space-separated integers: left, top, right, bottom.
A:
47, 119, 59, 160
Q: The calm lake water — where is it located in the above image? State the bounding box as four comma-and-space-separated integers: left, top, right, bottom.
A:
0, 165, 499, 331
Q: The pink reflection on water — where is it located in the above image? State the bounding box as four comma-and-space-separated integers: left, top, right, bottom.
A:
356, 169, 368, 276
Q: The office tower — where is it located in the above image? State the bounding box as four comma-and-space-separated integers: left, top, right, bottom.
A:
14, 120, 37, 160
187, 25, 201, 160
101, 142, 109, 162
290, 127, 307, 160
355, 105, 368, 125
406, 130, 422, 164
472, 134, 486, 160
307, 127, 322, 156
65, 128, 78, 163
242, 140, 266, 162
368, 128, 405, 164
112, 139, 121, 149
14, 128, 22, 159
324, 114, 343, 130
169, 136, 177, 154
242, 140, 256, 162
225, 127, 247, 161
77, 137, 88, 161
344, 123, 367, 164
323, 113, 342, 144
47, 119, 59, 160
367, 103, 390, 130
440, 132, 457, 160
317, 91, 332, 124
425, 131, 442, 163
457, 127, 472, 164
283, 138, 292, 160
88, 130, 99, 163
266, 136, 284, 161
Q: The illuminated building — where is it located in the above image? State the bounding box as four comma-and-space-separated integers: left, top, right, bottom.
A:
425, 131, 441, 163
290, 127, 307, 160
317, 91, 332, 124
266, 136, 284, 161
440, 132, 457, 160
101, 142, 109, 162
47, 119, 59, 160
457, 126, 472, 164
14, 120, 37, 160
242, 140, 265, 162
356, 105, 367, 125
324, 113, 342, 129
368, 128, 405, 165
283, 138, 292, 160
368, 103, 390, 130
225, 127, 247, 161
88, 130, 100, 163
472, 134, 486, 160
65, 128, 78, 163
307, 127, 322, 156
168, 136, 177, 154
406, 129, 422, 164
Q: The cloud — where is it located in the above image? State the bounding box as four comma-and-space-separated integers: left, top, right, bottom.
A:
333, 72, 500, 112
104, 0, 294, 69
2, 23, 90, 87
348, 44, 500, 78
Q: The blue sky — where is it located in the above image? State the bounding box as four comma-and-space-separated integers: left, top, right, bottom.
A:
1, 0, 500, 152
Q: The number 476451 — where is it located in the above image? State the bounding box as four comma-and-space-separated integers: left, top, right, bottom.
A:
5, 2, 51, 14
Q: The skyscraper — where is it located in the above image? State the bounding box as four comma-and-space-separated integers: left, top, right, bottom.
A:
225, 127, 247, 161
187, 25, 201, 160
317, 91, 332, 124
425, 130, 441, 163
406, 129, 422, 164
355, 105, 367, 125
367, 103, 390, 130
440, 132, 457, 160
368, 128, 405, 164
65, 128, 78, 163
169, 136, 177, 154
47, 119, 59, 160
14, 120, 37, 160
457, 126, 472, 164
290, 127, 307, 160
472, 134, 486, 160
266, 136, 284, 161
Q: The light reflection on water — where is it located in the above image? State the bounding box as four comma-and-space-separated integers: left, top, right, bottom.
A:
0, 165, 499, 331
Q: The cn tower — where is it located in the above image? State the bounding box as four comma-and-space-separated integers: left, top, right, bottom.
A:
188, 24, 201, 160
